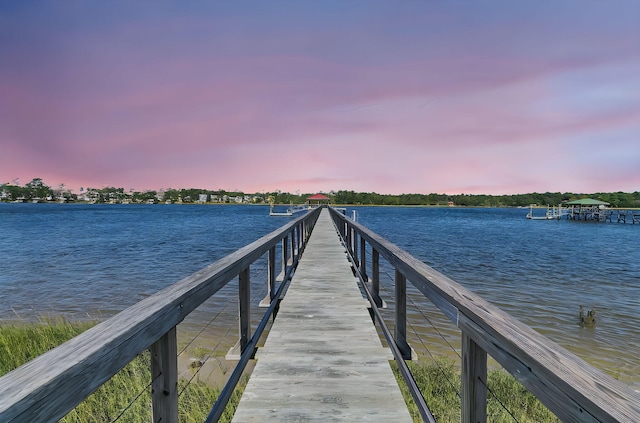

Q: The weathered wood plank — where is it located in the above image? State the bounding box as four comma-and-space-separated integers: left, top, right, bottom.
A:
151, 327, 178, 423
395, 269, 411, 360
461, 332, 487, 423
238, 267, 251, 353
232, 209, 412, 422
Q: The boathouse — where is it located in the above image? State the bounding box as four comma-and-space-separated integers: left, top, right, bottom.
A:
564, 198, 610, 221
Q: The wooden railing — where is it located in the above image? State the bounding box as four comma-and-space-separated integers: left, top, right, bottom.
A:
329, 207, 640, 423
0, 207, 322, 423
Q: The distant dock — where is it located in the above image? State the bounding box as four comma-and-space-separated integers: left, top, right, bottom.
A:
527, 198, 640, 223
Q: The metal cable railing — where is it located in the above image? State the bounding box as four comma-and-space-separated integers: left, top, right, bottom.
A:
337, 222, 437, 423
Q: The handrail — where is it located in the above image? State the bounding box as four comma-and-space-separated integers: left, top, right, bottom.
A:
0, 206, 322, 422
336, 222, 436, 423
205, 241, 300, 422
328, 207, 640, 423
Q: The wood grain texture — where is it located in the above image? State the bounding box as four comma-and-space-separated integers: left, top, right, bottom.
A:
151, 327, 178, 423
232, 209, 412, 422
461, 332, 487, 423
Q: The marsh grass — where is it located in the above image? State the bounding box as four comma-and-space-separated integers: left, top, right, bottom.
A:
392, 358, 560, 423
1, 318, 243, 422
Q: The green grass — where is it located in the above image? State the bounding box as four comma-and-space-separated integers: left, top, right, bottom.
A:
392, 358, 560, 423
0, 318, 243, 423
2, 319, 562, 422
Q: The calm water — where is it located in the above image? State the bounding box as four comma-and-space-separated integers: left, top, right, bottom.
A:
1, 204, 638, 387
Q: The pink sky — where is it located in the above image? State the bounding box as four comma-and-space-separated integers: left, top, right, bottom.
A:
1, 2, 639, 195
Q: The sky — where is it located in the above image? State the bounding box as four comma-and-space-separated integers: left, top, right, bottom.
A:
1, 2, 639, 195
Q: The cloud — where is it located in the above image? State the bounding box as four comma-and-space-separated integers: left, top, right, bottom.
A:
1, 2, 640, 194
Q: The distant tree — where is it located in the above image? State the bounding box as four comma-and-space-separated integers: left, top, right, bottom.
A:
25, 178, 52, 200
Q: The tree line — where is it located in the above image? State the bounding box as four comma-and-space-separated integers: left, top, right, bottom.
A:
329, 190, 640, 208
2, 178, 639, 208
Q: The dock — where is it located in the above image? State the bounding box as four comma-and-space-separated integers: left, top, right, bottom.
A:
231, 209, 412, 422
3, 206, 639, 423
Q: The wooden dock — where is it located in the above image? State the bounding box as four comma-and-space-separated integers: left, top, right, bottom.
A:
231, 209, 412, 422
4, 205, 638, 422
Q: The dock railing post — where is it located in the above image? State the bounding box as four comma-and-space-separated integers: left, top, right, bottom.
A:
239, 267, 251, 353
352, 230, 359, 268
151, 327, 178, 423
260, 246, 277, 307
360, 236, 367, 281
268, 246, 276, 301
462, 332, 487, 423
282, 236, 289, 277
372, 248, 382, 308
395, 270, 412, 360
288, 231, 294, 266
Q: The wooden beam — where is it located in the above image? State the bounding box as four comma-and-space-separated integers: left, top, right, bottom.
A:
360, 236, 367, 281
372, 249, 382, 308
151, 327, 178, 423
461, 332, 487, 423
268, 246, 276, 301
352, 230, 359, 268
259, 246, 277, 307
282, 236, 288, 274
395, 270, 411, 360
239, 267, 251, 353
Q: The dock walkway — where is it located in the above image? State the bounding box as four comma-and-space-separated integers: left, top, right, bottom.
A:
231, 209, 412, 422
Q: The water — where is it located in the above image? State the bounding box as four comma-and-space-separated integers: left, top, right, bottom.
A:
357, 206, 640, 388
0, 203, 284, 319
1, 204, 638, 388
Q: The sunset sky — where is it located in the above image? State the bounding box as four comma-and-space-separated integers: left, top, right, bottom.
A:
1, 2, 639, 195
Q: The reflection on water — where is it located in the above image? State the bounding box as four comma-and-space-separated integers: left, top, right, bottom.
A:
1, 204, 638, 388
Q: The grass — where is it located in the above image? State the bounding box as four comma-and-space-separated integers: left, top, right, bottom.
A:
2, 318, 561, 422
0, 318, 244, 423
392, 358, 561, 423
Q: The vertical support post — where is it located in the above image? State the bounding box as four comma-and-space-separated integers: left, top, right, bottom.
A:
259, 246, 277, 308
346, 224, 352, 255
300, 222, 304, 248
352, 231, 359, 268
291, 226, 297, 259
239, 267, 251, 353
288, 231, 294, 265
395, 270, 411, 360
268, 246, 276, 301
151, 327, 178, 423
372, 248, 382, 308
360, 236, 367, 281
462, 332, 487, 423
282, 236, 288, 276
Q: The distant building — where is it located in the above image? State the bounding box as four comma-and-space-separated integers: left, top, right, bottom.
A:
307, 193, 331, 206
198, 194, 209, 203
